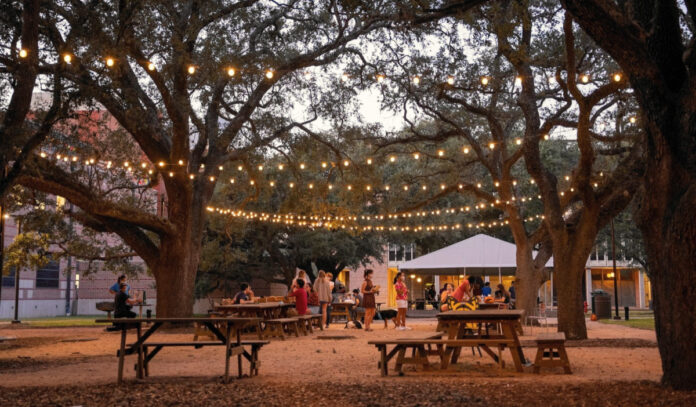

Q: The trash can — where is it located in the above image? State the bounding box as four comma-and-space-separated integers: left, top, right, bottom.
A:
592, 290, 611, 319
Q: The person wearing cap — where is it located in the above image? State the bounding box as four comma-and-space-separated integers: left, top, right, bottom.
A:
114, 283, 140, 318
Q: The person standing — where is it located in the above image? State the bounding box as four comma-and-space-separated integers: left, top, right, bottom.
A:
307, 283, 320, 314
482, 282, 492, 297
314, 271, 332, 327
361, 269, 378, 331
109, 275, 129, 296
509, 281, 516, 306
325, 272, 335, 327
394, 272, 410, 330
292, 269, 312, 291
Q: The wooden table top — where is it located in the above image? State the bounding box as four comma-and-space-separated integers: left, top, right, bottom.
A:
96, 317, 261, 324
436, 309, 525, 320
215, 302, 294, 310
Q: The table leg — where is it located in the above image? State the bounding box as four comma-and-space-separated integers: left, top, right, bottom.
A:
237, 325, 243, 378
136, 324, 144, 379
379, 346, 388, 376
224, 324, 232, 383
117, 327, 127, 384
501, 321, 525, 372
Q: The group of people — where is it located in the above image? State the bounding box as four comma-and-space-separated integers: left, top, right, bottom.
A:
286, 269, 382, 331
439, 277, 515, 311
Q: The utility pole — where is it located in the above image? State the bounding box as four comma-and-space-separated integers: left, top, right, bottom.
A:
611, 218, 620, 320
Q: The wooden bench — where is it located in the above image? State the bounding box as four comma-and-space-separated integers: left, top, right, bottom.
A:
533, 332, 572, 374
297, 315, 315, 334
130, 340, 270, 378
308, 314, 323, 331
264, 318, 301, 340
368, 335, 513, 376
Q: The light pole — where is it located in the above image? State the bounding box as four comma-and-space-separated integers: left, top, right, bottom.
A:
611, 218, 620, 320
12, 217, 22, 324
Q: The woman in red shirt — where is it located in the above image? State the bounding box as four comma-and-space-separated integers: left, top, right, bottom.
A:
394, 272, 410, 330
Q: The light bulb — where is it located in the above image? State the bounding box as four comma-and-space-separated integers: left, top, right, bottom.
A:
376, 74, 385, 82
147, 62, 156, 71
19, 48, 28, 58
227, 68, 235, 77
613, 73, 622, 82
446, 76, 455, 85
413, 76, 420, 85
265, 70, 274, 79
341, 73, 349, 82
105, 57, 115, 67
187, 65, 196, 74
481, 76, 489, 86
63, 54, 72, 63
580, 74, 589, 83
515, 138, 522, 145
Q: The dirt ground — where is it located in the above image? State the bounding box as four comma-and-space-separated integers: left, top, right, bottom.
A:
1, 319, 694, 406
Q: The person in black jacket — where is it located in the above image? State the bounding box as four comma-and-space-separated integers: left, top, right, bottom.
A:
114, 283, 140, 318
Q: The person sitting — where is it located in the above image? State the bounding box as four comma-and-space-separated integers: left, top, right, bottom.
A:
114, 283, 140, 318
109, 274, 129, 296
233, 283, 254, 304
349, 288, 364, 322
307, 284, 320, 314
288, 279, 309, 315
440, 283, 455, 311
496, 284, 511, 304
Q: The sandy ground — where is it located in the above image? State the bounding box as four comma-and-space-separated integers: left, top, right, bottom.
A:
0, 318, 662, 388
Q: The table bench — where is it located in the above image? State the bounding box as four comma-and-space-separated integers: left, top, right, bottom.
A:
263, 318, 301, 340
97, 317, 260, 384
131, 339, 269, 377
533, 332, 572, 374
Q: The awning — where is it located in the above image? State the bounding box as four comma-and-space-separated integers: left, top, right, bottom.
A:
398, 233, 553, 275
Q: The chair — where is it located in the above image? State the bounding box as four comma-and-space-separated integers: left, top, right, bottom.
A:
525, 303, 548, 334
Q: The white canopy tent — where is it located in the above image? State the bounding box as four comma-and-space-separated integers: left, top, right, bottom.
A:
398, 234, 553, 276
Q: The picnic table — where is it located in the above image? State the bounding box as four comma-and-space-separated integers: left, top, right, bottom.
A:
477, 302, 509, 310
97, 317, 263, 384
437, 309, 527, 372
331, 302, 355, 322
214, 302, 294, 319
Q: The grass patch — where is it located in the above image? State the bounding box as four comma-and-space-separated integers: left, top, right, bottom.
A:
1, 315, 110, 328
599, 318, 655, 330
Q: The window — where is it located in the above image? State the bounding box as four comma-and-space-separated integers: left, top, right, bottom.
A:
1, 267, 15, 287
36, 260, 60, 288
388, 244, 398, 262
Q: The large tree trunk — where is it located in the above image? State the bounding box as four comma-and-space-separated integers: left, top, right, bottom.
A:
636, 137, 696, 390
152, 187, 206, 318
513, 243, 546, 319
553, 244, 593, 340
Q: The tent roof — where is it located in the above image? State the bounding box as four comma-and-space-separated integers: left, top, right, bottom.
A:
398, 234, 553, 274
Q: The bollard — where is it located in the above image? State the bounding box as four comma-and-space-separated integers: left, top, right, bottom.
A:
624, 306, 629, 321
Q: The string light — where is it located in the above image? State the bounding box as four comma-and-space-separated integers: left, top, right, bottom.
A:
376, 74, 385, 83
300, 163, 306, 170
265, 69, 274, 79
515, 138, 522, 145
413, 76, 420, 85
543, 134, 550, 140
366, 158, 373, 165
613, 73, 622, 82
105, 57, 115, 67
321, 162, 328, 168
629, 116, 637, 124
413, 153, 420, 160
437, 150, 445, 157
63, 54, 72, 63
227, 68, 236, 77
187, 65, 196, 74
515, 76, 522, 86
147, 62, 156, 71
446, 76, 455, 85
580, 74, 589, 83
341, 73, 349, 82
19, 48, 28, 58
480, 76, 489, 86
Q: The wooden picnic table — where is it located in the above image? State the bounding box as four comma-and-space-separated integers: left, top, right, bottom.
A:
96, 317, 262, 384
331, 302, 355, 322
436, 309, 527, 372
214, 302, 294, 319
